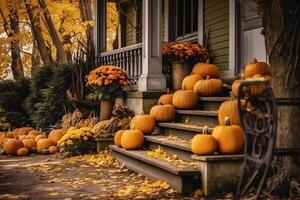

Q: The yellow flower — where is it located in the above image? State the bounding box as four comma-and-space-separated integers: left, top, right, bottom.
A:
83, 136, 88, 141
66, 140, 73, 145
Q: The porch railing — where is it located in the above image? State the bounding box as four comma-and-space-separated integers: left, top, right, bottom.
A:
97, 43, 142, 89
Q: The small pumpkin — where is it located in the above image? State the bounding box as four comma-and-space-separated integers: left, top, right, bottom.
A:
182, 74, 203, 90
114, 130, 125, 147
212, 117, 244, 154
12, 128, 21, 138
48, 129, 64, 144
150, 104, 176, 122
121, 130, 144, 150
26, 135, 36, 140
192, 62, 220, 79
23, 139, 36, 151
36, 138, 55, 154
6, 131, 15, 138
232, 74, 246, 97
4, 139, 24, 155
158, 93, 174, 105
17, 148, 29, 156
130, 115, 156, 135
218, 99, 240, 125
28, 130, 43, 137
193, 76, 223, 96
49, 146, 58, 154
244, 59, 271, 78
18, 135, 26, 141
35, 135, 46, 142
191, 126, 217, 155
248, 74, 272, 96
172, 90, 198, 109
17, 127, 34, 136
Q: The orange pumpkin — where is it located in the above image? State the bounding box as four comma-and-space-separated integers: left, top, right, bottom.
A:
248, 74, 272, 96
114, 130, 125, 147
48, 129, 64, 144
0, 133, 6, 144
172, 90, 198, 109
232, 74, 246, 97
4, 139, 24, 155
244, 59, 271, 78
49, 146, 58, 154
158, 93, 174, 105
36, 139, 55, 153
191, 126, 217, 155
28, 130, 43, 137
35, 135, 46, 142
192, 62, 220, 79
23, 139, 36, 151
150, 104, 176, 122
17, 148, 29, 156
193, 76, 223, 96
218, 99, 240, 125
121, 130, 144, 150
17, 127, 34, 136
182, 74, 203, 90
130, 115, 156, 135
212, 117, 244, 154
18, 135, 26, 141
26, 135, 36, 140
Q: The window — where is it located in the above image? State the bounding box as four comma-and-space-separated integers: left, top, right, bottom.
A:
170, 0, 198, 40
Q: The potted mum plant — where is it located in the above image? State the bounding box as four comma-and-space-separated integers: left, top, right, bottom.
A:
86, 65, 130, 120
162, 41, 209, 90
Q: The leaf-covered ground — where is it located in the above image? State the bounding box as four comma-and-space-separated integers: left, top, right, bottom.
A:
0, 150, 202, 200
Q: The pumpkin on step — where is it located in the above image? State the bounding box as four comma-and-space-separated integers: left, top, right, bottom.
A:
244, 59, 271, 78
192, 62, 220, 79
191, 126, 217, 155
248, 74, 272, 96
150, 104, 176, 122
4, 139, 24, 155
193, 76, 223, 96
17, 148, 29, 156
218, 99, 240, 125
172, 90, 198, 109
158, 93, 174, 105
121, 130, 144, 150
130, 115, 156, 134
182, 74, 203, 90
37, 139, 55, 154
48, 129, 64, 144
114, 130, 125, 147
212, 117, 244, 154
231, 74, 247, 97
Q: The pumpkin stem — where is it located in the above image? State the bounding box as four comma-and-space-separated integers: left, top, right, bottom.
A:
202, 126, 209, 134
253, 58, 258, 63
206, 75, 210, 80
224, 117, 231, 126
206, 59, 210, 64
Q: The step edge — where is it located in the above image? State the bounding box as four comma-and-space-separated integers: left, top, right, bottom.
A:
145, 135, 192, 152
176, 110, 218, 116
158, 123, 214, 133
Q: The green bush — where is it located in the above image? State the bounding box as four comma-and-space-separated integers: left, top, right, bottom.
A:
0, 79, 31, 130
25, 64, 73, 130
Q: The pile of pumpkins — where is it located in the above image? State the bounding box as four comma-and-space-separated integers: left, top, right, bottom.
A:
0, 127, 64, 156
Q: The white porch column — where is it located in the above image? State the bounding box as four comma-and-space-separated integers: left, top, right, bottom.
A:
138, 0, 166, 92
94, 0, 106, 56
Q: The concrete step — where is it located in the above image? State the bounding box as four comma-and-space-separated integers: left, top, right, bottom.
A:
144, 135, 193, 161
176, 110, 219, 127
110, 145, 201, 195
198, 97, 229, 110
158, 122, 213, 141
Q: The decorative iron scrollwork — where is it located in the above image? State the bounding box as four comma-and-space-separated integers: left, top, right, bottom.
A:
235, 79, 277, 200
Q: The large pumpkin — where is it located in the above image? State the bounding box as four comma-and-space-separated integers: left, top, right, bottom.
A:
212, 117, 244, 154
248, 74, 272, 96
191, 126, 217, 155
172, 90, 198, 109
244, 59, 271, 78
193, 76, 223, 96
4, 139, 24, 155
218, 99, 240, 125
192, 62, 220, 79
37, 139, 55, 153
48, 129, 64, 144
182, 74, 203, 90
114, 130, 125, 147
121, 130, 144, 150
17, 148, 29, 156
150, 104, 176, 122
158, 93, 173, 105
23, 139, 36, 151
130, 115, 156, 134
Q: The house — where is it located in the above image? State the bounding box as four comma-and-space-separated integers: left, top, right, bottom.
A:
93, 0, 265, 196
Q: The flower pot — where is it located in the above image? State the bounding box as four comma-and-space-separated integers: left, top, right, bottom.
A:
100, 99, 115, 121
171, 62, 191, 91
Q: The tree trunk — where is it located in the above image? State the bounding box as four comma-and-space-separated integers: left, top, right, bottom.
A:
2, 3, 25, 81
255, 0, 300, 183
31, 39, 41, 75
79, 0, 94, 52
24, 0, 53, 65
38, 0, 67, 63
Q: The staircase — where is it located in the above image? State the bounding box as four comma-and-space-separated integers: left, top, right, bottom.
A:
109, 96, 244, 196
